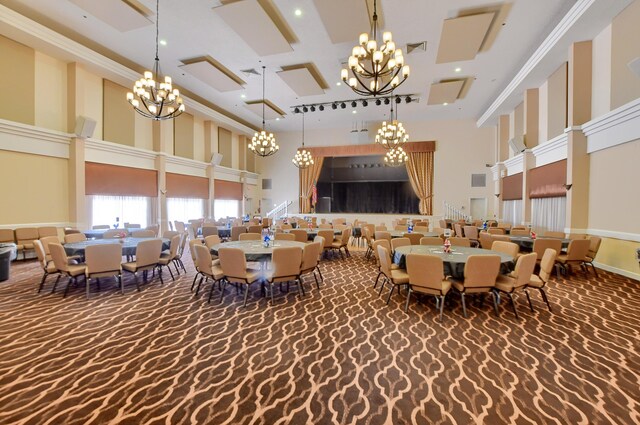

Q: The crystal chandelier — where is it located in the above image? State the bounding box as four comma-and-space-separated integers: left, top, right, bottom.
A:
341, 0, 410, 96
249, 66, 279, 157
126, 0, 184, 120
384, 146, 408, 166
375, 98, 409, 149
292, 113, 314, 169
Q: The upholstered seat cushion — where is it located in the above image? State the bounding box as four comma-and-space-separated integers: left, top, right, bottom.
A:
22, 242, 35, 250
211, 264, 225, 280
449, 278, 495, 294
67, 264, 86, 277
212, 259, 221, 266
494, 275, 516, 292
158, 254, 175, 266
45, 261, 57, 273
121, 262, 138, 272
389, 269, 409, 284
412, 279, 451, 296
527, 274, 544, 288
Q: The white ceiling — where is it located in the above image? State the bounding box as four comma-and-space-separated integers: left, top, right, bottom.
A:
2, 0, 579, 132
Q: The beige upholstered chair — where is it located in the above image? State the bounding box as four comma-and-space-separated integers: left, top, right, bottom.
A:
103, 230, 122, 239
583, 236, 602, 277
374, 231, 391, 241
375, 225, 388, 231
414, 221, 429, 228
193, 244, 225, 302
0, 229, 15, 244
555, 239, 591, 278
405, 254, 451, 320
264, 246, 304, 302
204, 235, 222, 249
391, 237, 411, 251
85, 243, 123, 297
377, 245, 409, 305
532, 238, 563, 262
463, 226, 479, 246
189, 238, 206, 290
64, 233, 87, 244
174, 221, 186, 234
92, 225, 109, 230
438, 219, 447, 229
420, 237, 442, 246
289, 229, 308, 243
330, 227, 351, 258
497, 223, 512, 231
163, 230, 180, 239
454, 223, 464, 238
248, 225, 263, 234
173, 233, 189, 274
491, 241, 519, 259
449, 255, 501, 317
478, 232, 493, 249
433, 227, 446, 237
38, 226, 58, 239
510, 229, 530, 236
511, 226, 526, 231
394, 225, 407, 231
403, 233, 423, 245
527, 248, 557, 312
122, 239, 163, 290
231, 226, 246, 241
39, 236, 61, 263
488, 228, 505, 235
132, 230, 155, 238
449, 237, 471, 247
491, 234, 511, 243
275, 233, 295, 241
317, 230, 335, 256
218, 247, 262, 306
568, 233, 587, 240
158, 234, 181, 280
371, 239, 394, 289
15, 227, 39, 260
543, 231, 565, 239
300, 241, 323, 290
34, 239, 60, 293
201, 226, 218, 238
145, 224, 160, 237
49, 243, 86, 298
413, 226, 430, 233
494, 252, 538, 319
318, 223, 332, 229
239, 233, 261, 241
125, 223, 141, 228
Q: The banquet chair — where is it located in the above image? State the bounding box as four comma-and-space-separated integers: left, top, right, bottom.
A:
280, 224, 293, 230
394, 225, 407, 231
555, 239, 591, 278
39, 236, 62, 263
583, 236, 602, 277
463, 226, 479, 247
38, 226, 58, 239
543, 231, 565, 239
488, 228, 505, 235
414, 221, 429, 227
330, 227, 352, 258
231, 226, 246, 241
92, 225, 109, 230
491, 241, 520, 259
85, 243, 123, 297
449, 255, 501, 317
317, 230, 335, 256
376, 245, 410, 305
478, 232, 493, 249
568, 233, 587, 240
218, 247, 262, 306
15, 227, 39, 260
318, 223, 333, 229
491, 234, 511, 243
449, 237, 471, 247
103, 230, 122, 239
438, 219, 448, 229
132, 230, 155, 238
189, 239, 206, 291
174, 221, 186, 234
405, 254, 451, 321
122, 239, 163, 291
163, 230, 179, 239
145, 224, 160, 237
290, 229, 308, 243
0, 229, 15, 244
413, 226, 430, 233
275, 233, 295, 241
403, 233, 423, 245
454, 223, 464, 238
248, 225, 263, 234
374, 231, 391, 241
125, 223, 141, 229
510, 229, 530, 236
497, 223, 512, 232
433, 227, 446, 237
371, 239, 394, 289
192, 244, 225, 303
527, 248, 557, 312
201, 227, 218, 238
172, 233, 188, 274
532, 238, 563, 262
363, 228, 374, 259
49, 243, 86, 298
375, 225, 388, 231
300, 241, 324, 290
420, 237, 442, 246
158, 234, 181, 280
392, 237, 411, 251
494, 252, 538, 319
64, 233, 87, 244
34, 240, 60, 293
512, 226, 526, 231
204, 235, 222, 249
239, 233, 261, 241
264, 246, 304, 303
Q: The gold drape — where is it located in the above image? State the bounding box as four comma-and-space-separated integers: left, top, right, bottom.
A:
299, 157, 324, 213
406, 152, 434, 215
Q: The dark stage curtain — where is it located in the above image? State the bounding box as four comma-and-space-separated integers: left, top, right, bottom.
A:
317, 181, 419, 214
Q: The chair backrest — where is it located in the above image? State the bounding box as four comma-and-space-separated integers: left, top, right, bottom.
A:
239, 233, 261, 241
167, 234, 180, 257
0, 229, 15, 243
275, 233, 296, 241
510, 229, 530, 236
587, 236, 602, 259
454, 223, 464, 237
391, 237, 411, 251
566, 239, 591, 261
290, 229, 308, 243
538, 248, 558, 283
511, 226, 526, 231
377, 245, 393, 277
420, 236, 442, 246
135, 239, 163, 267
15, 227, 39, 244
85, 243, 122, 276
33, 239, 48, 269
487, 228, 505, 235
438, 219, 447, 229
414, 221, 429, 227
491, 234, 511, 243
491, 241, 519, 258
568, 233, 587, 240
218, 247, 248, 280
163, 230, 179, 239
189, 239, 203, 262
394, 225, 407, 231
38, 226, 58, 238
406, 254, 445, 290
463, 255, 501, 288
301, 241, 322, 270
413, 226, 430, 233
127, 223, 142, 229
433, 227, 445, 237
92, 225, 110, 230
510, 252, 537, 289
318, 223, 333, 229
497, 222, 511, 230
103, 230, 123, 239
248, 225, 263, 234
39, 236, 60, 255
132, 230, 155, 238
194, 244, 214, 276
363, 224, 375, 239
174, 221, 186, 233
231, 226, 246, 241
48, 243, 70, 273
375, 225, 388, 231
64, 233, 87, 243
313, 235, 325, 247
449, 237, 471, 247
202, 226, 218, 238
532, 238, 563, 260
317, 230, 335, 247
479, 232, 493, 249
543, 231, 565, 239
371, 239, 391, 265
374, 231, 391, 241
204, 235, 222, 248
403, 233, 423, 245
338, 227, 351, 246
272, 247, 303, 279
463, 226, 479, 240
145, 224, 160, 237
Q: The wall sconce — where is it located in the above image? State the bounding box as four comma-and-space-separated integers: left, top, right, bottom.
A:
563, 183, 573, 191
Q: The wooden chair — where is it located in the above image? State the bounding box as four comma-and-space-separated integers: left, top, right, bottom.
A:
405, 254, 451, 321
449, 255, 501, 317
85, 243, 123, 297
494, 252, 538, 319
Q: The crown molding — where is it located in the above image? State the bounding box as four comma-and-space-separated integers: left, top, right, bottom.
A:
503, 152, 524, 176
531, 132, 568, 167
0, 118, 70, 158
583, 98, 640, 153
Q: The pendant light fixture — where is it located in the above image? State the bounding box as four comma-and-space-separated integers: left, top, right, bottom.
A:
127, 0, 184, 120
249, 66, 279, 157
292, 113, 314, 169
384, 146, 409, 166
375, 96, 409, 149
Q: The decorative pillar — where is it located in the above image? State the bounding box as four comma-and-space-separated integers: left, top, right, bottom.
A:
521, 150, 535, 225
497, 115, 510, 162
491, 163, 506, 221
207, 165, 215, 220
524, 88, 539, 148
68, 137, 86, 229
156, 154, 168, 234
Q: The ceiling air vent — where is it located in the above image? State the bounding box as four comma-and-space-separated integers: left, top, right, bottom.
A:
471, 174, 486, 187
406, 41, 427, 54
241, 68, 261, 77
262, 179, 272, 190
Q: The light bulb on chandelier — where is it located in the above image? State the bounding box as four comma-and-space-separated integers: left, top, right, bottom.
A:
292, 113, 314, 169
375, 96, 409, 149
249, 66, 279, 157
384, 146, 409, 167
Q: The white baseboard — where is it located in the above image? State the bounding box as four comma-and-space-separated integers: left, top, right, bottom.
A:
593, 261, 640, 281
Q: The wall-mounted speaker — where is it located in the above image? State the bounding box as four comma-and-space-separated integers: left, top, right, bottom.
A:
74, 116, 96, 139
628, 57, 640, 78
508, 135, 526, 154
210, 153, 223, 166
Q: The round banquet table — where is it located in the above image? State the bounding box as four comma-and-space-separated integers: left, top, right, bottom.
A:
393, 245, 514, 279
209, 240, 307, 262
508, 236, 571, 250
82, 228, 140, 239
388, 231, 439, 239
64, 237, 170, 257
285, 228, 341, 240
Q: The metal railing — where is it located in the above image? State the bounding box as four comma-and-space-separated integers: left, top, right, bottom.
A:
266, 200, 293, 220
442, 201, 470, 221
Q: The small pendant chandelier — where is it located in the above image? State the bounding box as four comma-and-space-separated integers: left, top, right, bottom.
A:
384, 146, 409, 166
375, 97, 409, 149
292, 113, 314, 169
249, 66, 279, 157
127, 0, 184, 120
341, 0, 410, 97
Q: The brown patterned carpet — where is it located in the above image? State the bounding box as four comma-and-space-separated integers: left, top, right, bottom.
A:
0, 248, 638, 425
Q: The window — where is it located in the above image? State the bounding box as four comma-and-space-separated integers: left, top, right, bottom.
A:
214, 199, 239, 220
167, 198, 204, 224
90, 195, 150, 228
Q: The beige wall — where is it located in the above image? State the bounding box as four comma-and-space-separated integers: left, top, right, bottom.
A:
174, 112, 194, 159
79, 66, 104, 139
0, 150, 69, 224
0, 35, 34, 125
610, 0, 640, 109
193, 117, 205, 162
547, 63, 567, 140
538, 81, 549, 143
103, 79, 135, 146
135, 113, 153, 151
34, 52, 67, 132
218, 127, 233, 168
592, 24, 612, 118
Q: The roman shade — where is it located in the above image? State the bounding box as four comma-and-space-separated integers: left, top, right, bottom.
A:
166, 173, 209, 199
86, 162, 157, 197
529, 160, 567, 198
214, 180, 242, 200
502, 173, 523, 201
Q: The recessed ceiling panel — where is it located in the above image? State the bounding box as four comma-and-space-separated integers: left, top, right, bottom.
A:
68, 0, 152, 32
427, 80, 465, 105
313, 0, 370, 44
179, 57, 245, 92
245, 100, 285, 120
436, 13, 495, 64
213, 0, 293, 56
277, 64, 327, 97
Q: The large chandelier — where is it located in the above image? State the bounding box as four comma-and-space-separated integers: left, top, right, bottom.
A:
375, 98, 409, 149
126, 0, 184, 120
249, 66, 279, 157
341, 0, 410, 97
292, 113, 314, 169
384, 146, 408, 166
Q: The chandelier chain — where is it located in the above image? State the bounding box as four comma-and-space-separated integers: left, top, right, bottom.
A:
154, 0, 159, 61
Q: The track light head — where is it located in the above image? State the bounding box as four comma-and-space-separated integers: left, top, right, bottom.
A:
405, 96, 412, 104
351, 101, 357, 108
319, 105, 324, 111
302, 106, 308, 113
375, 99, 381, 106
294, 107, 300, 114
384, 98, 390, 105
332, 103, 337, 110
310, 105, 316, 112
362, 100, 368, 107
395, 96, 402, 104
341, 102, 346, 109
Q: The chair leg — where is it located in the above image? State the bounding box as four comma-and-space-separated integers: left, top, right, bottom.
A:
404, 288, 412, 313
158, 266, 164, 285
208, 278, 217, 303
386, 284, 395, 305
63, 277, 73, 298
589, 262, 599, 278
174, 261, 181, 276
538, 288, 552, 312
316, 266, 323, 282
555, 263, 562, 280
51, 274, 61, 294
270, 282, 276, 305
195, 276, 204, 296
378, 278, 386, 296
313, 271, 320, 289
179, 259, 187, 273
439, 295, 446, 322
525, 289, 534, 312
191, 273, 199, 292
373, 271, 383, 288
38, 272, 49, 293
166, 265, 175, 281
298, 278, 305, 296
507, 293, 519, 319
491, 291, 500, 316
86, 277, 91, 299
460, 293, 467, 318
219, 280, 227, 303
242, 284, 250, 307
119, 274, 124, 295
134, 272, 141, 292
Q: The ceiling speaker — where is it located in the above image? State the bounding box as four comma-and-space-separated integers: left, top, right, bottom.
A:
211, 153, 223, 166
508, 136, 526, 154
628, 57, 640, 78
74, 116, 96, 139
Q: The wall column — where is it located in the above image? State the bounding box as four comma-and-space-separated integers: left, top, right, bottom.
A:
156, 155, 168, 234
68, 137, 86, 229
524, 88, 539, 148
207, 165, 215, 220
491, 164, 506, 221
521, 150, 535, 225
497, 115, 510, 162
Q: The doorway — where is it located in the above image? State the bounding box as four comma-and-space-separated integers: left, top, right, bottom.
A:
469, 198, 487, 221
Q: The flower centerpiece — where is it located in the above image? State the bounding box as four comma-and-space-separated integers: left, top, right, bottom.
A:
530, 230, 537, 240
117, 231, 127, 243
443, 238, 452, 253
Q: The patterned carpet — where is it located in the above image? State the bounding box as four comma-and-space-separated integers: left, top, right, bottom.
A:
0, 248, 638, 425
